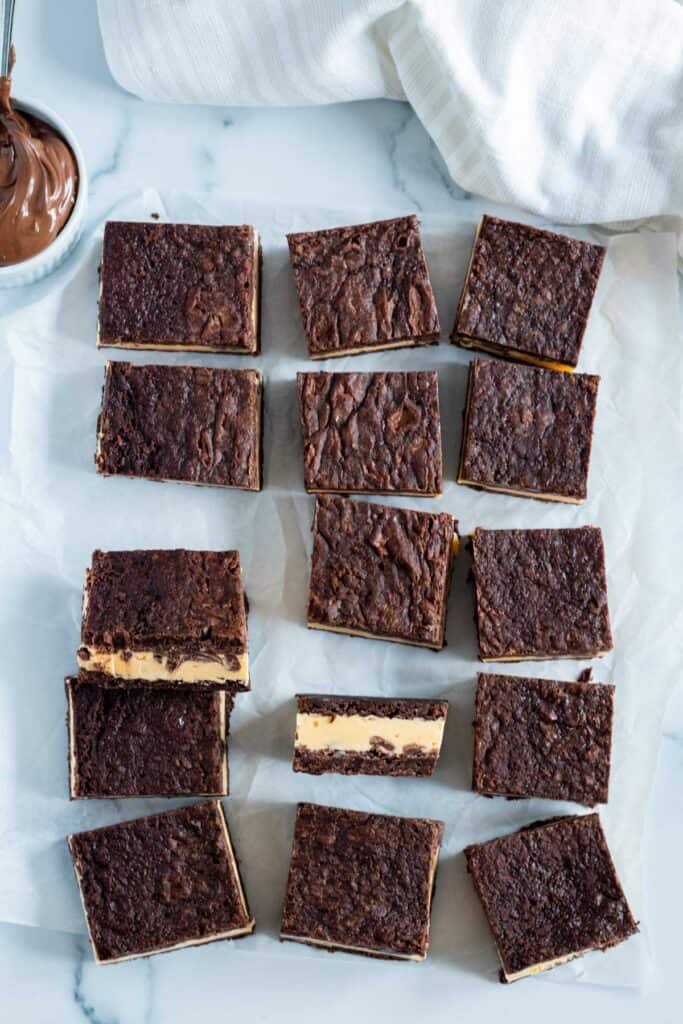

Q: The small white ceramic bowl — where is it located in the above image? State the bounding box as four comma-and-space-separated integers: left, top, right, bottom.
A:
0, 96, 88, 288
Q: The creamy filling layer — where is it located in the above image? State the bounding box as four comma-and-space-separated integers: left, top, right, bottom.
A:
306, 622, 444, 651
278, 933, 424, 962
67, 685, 77, 798
307, 488, 442, 498
456, 335, 574, 373
77, 646, 248, 683
309, 337, 435, 360
94, 921, 255, 965
98, 341, 256, 353
252, 227, 260, 346
456, 476, 583, 505
295, 712, 445, 756
502, 948, 587, 983
480, 651, 610, 663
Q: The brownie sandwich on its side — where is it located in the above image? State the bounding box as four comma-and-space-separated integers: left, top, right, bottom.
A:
472, 672, 614, 806
66, 674, 231, 799
297, 370, 443, 496
465, 814, 638, 983
458, 359, 600, 503
287, 215, 440, 359
96, 362, 263, 491
293, 694, 448, 776
77, 549, 250, 689
97, 220, 261, 354
469, 527, 613, 662
307, 495, 458, 650
280, 802, 444, 961
69, 801, 255, 964
451, 216, 605, 371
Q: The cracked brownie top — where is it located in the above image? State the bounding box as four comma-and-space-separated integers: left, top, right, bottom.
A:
281, 802, 444, 958
96, 362, 262, 490
452, 216, 605, 368
297, 370, 442, 495
287, 216, 440, 357
459, 358, 599, 502
473, 672, 614, 805
465, 814, 638, 980
98, 221, 259, 353
307, 495, 456, 648
470, 526, 613, 660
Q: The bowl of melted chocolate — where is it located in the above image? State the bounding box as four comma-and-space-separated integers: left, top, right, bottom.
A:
0, 51, 86, 286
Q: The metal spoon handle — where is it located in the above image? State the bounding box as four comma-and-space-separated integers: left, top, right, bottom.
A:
0, 0, 15, 78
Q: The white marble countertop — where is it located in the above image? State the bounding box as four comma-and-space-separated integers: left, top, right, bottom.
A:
2, 2, 681, 1020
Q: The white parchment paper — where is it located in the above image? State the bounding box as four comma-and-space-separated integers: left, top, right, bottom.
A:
0, 191, 681, 989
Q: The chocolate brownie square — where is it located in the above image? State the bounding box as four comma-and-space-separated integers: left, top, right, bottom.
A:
307, 495, 457, 650
470, 527, 613, 661
69, 801, 255, 963
280, 802, 443, 960
293, 694, 448, 776
458, 359, 600, 502
465, 814, 638, 982
96, 362, 262, 490
77, 549, 249, 689
297, 370, 443, 495
98, 221, 260, 354
287, 216, 440, 358
66, 675, 231, 798
452, 216, 605, 370
472, 672, 614, 805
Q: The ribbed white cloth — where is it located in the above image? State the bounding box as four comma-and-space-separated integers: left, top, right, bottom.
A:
97, 0, 683, 224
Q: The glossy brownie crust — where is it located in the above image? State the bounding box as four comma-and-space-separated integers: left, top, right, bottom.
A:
293, 694, 448, 777
280, 802, 443, 959
472, 673, 614, 805
69, 801, 255, 963
97, 362, 262, 490
452, 217, 605, 368
297, 371, 443, 495
67, 675, 230, 798
79, 549, 248, 679
465, 814, 638, 982
470, 527, 613, 661
287, 216, 440, 358
98, 221, 259, 353
459, 359, 600, 502
307, 495, 456, 649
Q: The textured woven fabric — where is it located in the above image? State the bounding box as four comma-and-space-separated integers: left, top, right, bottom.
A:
97, 0, 683, 223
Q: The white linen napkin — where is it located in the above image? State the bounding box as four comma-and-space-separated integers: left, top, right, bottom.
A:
96, 0, 683, 224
